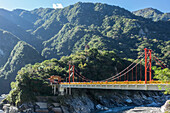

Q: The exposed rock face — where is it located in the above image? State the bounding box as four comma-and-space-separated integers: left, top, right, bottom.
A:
63, 94, 95, 113
161, 100, 170, 112
60, 90, 169, 113
0, 90, 169, 113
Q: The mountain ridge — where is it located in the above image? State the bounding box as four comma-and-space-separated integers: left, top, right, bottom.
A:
133, 7, 170, 21
0, 41, 44, 94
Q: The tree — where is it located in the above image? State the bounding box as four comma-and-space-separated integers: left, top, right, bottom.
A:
153, 66, 170, 94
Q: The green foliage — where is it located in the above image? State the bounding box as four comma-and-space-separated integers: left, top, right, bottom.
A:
7, 49, 129, 104
0, 30, 20, 67
153, 66, 170, 94
6, 58, 68, 105
0, 41, 44, 94
133, 8, 170, 21
34, 3, 170, 69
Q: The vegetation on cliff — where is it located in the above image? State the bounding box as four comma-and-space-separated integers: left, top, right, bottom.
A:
6, 49, 130, 105
153, 67, 170, 94
0, 41, 44, 94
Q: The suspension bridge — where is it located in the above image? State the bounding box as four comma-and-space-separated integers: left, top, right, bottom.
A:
49, 48, 169, 95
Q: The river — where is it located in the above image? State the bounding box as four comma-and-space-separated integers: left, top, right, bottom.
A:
95, 101, 164, 113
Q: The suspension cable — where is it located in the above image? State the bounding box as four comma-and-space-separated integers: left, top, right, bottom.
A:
152, 52, 167, 68
110, 58, 144, 81
152, 57, 165, 69
103, 52, 144, 81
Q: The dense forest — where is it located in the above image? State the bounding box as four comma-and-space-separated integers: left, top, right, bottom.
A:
5, 49, 131, 105
133, 8, 170, 21
0, 2, 169, 95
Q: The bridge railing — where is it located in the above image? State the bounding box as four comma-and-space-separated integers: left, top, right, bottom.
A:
60, 81, 170, 85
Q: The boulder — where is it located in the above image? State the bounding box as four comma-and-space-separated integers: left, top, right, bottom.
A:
52, 107, 62, 113
0, 110, 3, 113
35, 109, 49, 113
126, 98, 132, 104
61, 106, 69, 113
9, 106, 18, 113
35, 102, 47, 109
126, 107, 162, 113
161, 100, 170, 112
96, 104, 103, 110
52, 103, 60, 107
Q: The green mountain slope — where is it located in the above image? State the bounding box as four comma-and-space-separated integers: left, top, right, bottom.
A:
0, 9, 44, 51
0, 41, 44, 94
0, 30, 20, 67
0, 8, 34, 30
133, 8, 170, 21
39, 3, 170, 66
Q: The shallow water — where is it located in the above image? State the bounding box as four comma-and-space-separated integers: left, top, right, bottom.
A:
95, 102, 163, 113
95, 106, 135, 113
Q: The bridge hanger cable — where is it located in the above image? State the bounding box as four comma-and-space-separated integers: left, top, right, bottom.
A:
152, 51, 167, 68
152, 57, 165, 69
103, 52, 145, 81
75, 72, 89, 82
110, 58, 144, 81
69, 52, 144, 82
75, 69, 93, 81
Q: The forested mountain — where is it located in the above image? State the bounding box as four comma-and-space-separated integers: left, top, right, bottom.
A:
133, 8, 170, 21
0, 2, 169, 94
0, 41, 44, 93
0, 30, 20, 67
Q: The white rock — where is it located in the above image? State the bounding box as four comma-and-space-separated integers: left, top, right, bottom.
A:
0, 110, 3, 113
161, 100, 170, 112
9, 106, 18, 113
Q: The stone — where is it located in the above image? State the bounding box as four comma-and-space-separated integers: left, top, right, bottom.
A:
96, 104, 102, 110
52, 107, 62, 113
35, 102, 47, 109
3, 104, 10, 110
9, 106, 18, 113
52, 103, 60, 107
161, 100, 170, 112
103, 107, 109, 110
0, 97, 4, 103
126, 98, 132, 103
125, 107, 162, 113
0, 110, 3, 113
35, 109, 49, 113
61, 106, 69, 113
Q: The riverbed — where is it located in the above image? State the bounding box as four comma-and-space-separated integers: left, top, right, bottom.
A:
95, 102, 164, 113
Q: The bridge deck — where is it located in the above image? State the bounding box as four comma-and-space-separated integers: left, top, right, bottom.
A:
59, 81, 169, 91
